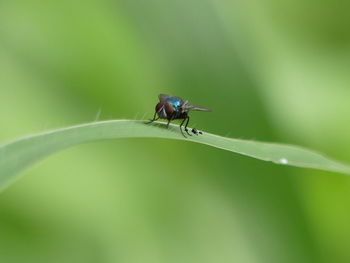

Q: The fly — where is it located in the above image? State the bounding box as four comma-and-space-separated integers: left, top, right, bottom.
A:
146, 94, 211, 137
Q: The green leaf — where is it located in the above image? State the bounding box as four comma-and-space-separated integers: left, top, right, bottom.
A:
0, 120, 349, 190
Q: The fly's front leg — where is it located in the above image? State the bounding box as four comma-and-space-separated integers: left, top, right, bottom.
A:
184, 116, 192, 136
179, 118, 187, 137
145, 111, 159, 124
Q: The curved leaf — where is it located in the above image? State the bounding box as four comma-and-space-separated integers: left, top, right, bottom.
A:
0, 120, 349, 190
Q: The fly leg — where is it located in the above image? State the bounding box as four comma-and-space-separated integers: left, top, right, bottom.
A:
166, 118, 171, 128
179, 118, 187, 137
145, 111, 159, 124
184, 116, 192, 136
166, 113, 176, 129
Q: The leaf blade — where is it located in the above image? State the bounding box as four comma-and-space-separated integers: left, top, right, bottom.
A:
0, 120, 349, 190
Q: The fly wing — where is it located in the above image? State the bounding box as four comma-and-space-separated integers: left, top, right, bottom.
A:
158, 94, 185, 104
158, 94, 172, 102
183, 102, 212, 112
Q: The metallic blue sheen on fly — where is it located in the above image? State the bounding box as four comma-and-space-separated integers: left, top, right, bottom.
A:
146, 94, 211, 137
166, 97, 182, 108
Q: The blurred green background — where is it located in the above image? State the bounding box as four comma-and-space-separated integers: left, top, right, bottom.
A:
1, 0, 350, 262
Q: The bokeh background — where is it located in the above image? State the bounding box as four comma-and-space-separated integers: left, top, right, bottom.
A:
1, 0, 350, 262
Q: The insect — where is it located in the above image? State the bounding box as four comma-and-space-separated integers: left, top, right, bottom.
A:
147, 94, 211, 137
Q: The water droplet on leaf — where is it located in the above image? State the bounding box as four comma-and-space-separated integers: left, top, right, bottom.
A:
278, 158, 288, 165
